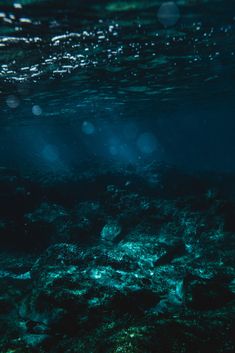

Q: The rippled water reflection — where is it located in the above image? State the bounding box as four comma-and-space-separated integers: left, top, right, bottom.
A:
0, 1, 235, 171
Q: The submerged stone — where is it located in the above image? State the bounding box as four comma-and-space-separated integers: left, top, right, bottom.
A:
0, 165, 234, 352
101, 221, 122, 241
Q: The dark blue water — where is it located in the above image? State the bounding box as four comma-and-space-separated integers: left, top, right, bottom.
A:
0, 0, 235, 175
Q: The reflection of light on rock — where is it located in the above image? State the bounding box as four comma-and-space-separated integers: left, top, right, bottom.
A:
101, 221, 122, 241
32, 105, 42, 116
6, 95, 20, 109
157, 2, 180, 27
82, 121, 95, 135
137, 133, 158, 154
42, 145, 59, 162
14, 3, 22, 9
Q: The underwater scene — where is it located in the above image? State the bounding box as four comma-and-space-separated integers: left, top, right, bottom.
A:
0, 1, 235, 352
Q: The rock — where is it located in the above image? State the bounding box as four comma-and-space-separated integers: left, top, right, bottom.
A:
22, 333, 49, 347
24, 202, 71, 250
101, 221, 122, 241
70, 201, 105, 244
0, 164, 235, 352
186, 279, 235, 310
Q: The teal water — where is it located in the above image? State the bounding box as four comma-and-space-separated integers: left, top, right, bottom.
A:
0, 0, 235, 174
0, 2, 235, 353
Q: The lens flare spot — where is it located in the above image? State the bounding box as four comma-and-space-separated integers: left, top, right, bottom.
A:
157, 1, 180, 27
82, 121, 95, 135
6, 95, 20, 109
32, 105, 42, 116
137, 132, 158, 154
42, 145, 59, 162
